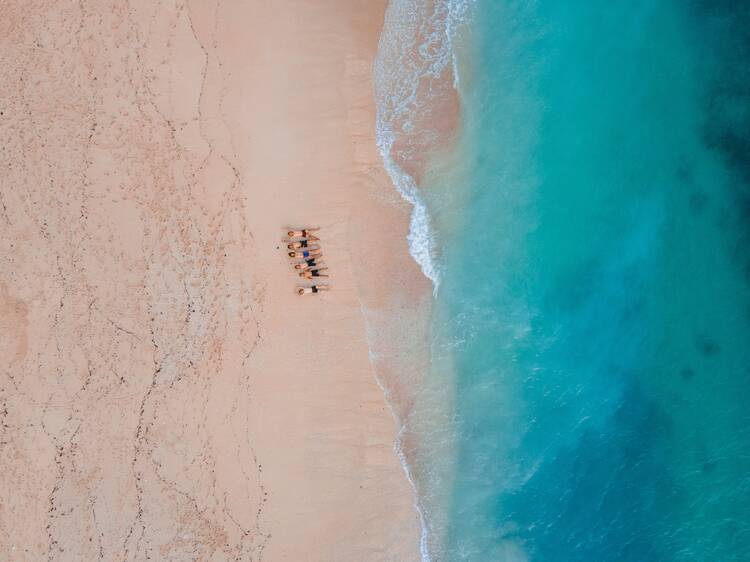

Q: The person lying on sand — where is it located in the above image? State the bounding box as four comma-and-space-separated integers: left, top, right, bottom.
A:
294, 259, 324, 271
297, 285, 330, 296
299, 268, 328, 279
288, 249, 321, 260
287, 240, 319, 250
287, 227, 320, 240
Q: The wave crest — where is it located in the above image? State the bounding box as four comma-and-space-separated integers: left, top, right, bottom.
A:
373, 2, 474, 560
374, 0, 473, 291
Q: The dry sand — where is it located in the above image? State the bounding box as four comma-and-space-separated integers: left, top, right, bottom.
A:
0, 1, 428, 560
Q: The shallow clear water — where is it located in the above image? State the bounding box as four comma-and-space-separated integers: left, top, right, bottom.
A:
377, 0, 750, 560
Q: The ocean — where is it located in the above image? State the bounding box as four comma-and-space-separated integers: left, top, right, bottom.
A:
374, 0, 750, 561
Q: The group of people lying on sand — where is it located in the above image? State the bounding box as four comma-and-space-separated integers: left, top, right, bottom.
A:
285, 227, 331, 296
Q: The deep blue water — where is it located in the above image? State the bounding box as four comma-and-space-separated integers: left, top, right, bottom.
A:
422, 1, 750, 560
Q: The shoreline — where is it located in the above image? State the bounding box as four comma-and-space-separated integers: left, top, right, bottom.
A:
370, 0, 471, 557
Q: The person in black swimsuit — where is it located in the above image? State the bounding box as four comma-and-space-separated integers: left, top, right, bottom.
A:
297, 285, 330, 296
299, 268, 329, 279
287, 240, 319, 250
294, 258, 324, 271
287, 227, 320, 241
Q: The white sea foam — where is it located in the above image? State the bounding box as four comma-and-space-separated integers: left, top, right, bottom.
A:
373, 1, 475, 559
373, 355, 434, 562
374, 0, 475, 294
377, 127, 442, 290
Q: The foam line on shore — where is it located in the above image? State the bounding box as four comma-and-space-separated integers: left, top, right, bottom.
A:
372, 1, 474, 559
374, 0, 474, 293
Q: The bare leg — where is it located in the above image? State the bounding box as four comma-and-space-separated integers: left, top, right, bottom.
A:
297, 285, 331, 296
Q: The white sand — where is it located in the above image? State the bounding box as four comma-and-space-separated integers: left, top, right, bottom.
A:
0, 1, 428, 560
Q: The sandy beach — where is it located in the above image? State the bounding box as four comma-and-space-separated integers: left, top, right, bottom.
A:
0, 1, 427, 560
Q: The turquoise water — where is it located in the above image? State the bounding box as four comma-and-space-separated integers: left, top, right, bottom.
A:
378, 0, 750, 560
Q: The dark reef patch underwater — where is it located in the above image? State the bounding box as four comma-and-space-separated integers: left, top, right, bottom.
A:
407, 0, 750, 560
